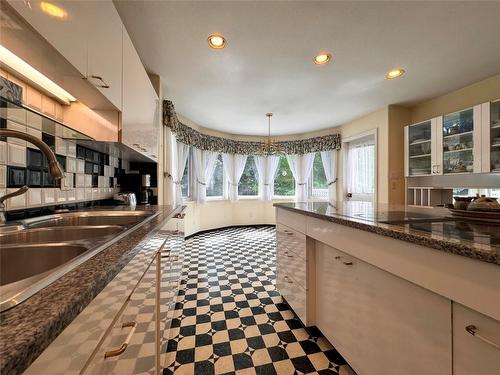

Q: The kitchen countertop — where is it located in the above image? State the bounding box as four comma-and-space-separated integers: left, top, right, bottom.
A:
0, 204, 181, 375
275, 201, 500, 266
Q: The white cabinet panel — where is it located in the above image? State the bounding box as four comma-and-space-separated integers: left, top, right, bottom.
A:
121, 28, 159, 161
315, 241, 452, 375
453, 303, 500, 375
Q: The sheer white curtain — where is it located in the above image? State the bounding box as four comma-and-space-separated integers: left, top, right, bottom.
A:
222, 154, 248, 201
347, 141, 375, 201
286, 153, 315, 202
254, 155, 279, 201
193, 149, 219, 204
320, 150, 338, 203
173, 139, 189, 205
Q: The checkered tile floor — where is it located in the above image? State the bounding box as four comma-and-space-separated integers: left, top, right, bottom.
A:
163, 226, 348, 375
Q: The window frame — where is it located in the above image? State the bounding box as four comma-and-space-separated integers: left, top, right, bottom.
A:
308, 152, 328, 200
237, 155, 260, 199
272, 154, 296, 200
206, 153, 226, 201
181, 147, 195, 201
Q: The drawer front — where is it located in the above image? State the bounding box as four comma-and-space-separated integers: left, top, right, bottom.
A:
276, 207, 306, 234
276, 222, 307, 260
453, 303, 500, 375
277, 243, 307, 289
276, 267, 307, 324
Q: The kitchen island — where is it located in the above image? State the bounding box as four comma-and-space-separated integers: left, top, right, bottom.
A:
0, 205, 183, 375
274, 201, 500, 375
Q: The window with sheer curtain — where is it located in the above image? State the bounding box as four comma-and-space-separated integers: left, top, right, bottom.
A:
238, 156, 259, 197
346, 139, 375, 201
207, 154, 224, 198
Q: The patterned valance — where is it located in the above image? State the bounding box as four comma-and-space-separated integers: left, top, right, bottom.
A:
163, 100, 341, 155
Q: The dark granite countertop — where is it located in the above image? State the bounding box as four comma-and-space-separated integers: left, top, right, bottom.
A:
275, 201, 500, 266
0, 204, 181, 375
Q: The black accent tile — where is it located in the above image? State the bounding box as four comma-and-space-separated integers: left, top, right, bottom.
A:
183, 307, 196, 316
232, 353, 253, 370
56, 155, 66, 172
194, 360, 214, 375
267, 346, 289, 362
42, 133, 55, 152
324, 348, 347, 365
211, 321, 227, 332
291, 356, 316, 374
7, 167, 26, 187
76, 145, 86, 159
299, 340, 321, 354
92, 174, 98, 188
240, 316, 256, 327
228, 328, 245, 341
27, 149, 43, 168
196, 314, 210, 324
213, 342, 231, 357
224, 310, 239, 320
175, 348, 195, 364
27, 169, 42, 187
277, 331, 297, 343
257, 324, 275, 335
195, 333, 212, 347
255, 363, 277, 375
246, 336, 266, 350
179, 325, 196, 337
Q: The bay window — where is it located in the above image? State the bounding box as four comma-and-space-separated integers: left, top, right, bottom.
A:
273, 154, 295, 197
207, 154, 224, 198
309, 152, 328, 198
238, 156, 259, 197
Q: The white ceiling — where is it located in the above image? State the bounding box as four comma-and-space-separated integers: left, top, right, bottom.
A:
115, 1, 500, 136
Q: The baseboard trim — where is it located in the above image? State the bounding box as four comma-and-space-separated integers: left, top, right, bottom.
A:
185, 224, 276, 240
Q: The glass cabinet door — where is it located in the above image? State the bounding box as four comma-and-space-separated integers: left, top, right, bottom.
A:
442, 108, 474, 174
408, 120, 432, 175
490, 100, 500, 173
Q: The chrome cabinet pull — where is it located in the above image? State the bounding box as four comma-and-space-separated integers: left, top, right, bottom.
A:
283, 230, 294, 235
465, 325, 500, 350
83, 75, 110, 88
284, 251, 294, 258
335, 256, 353, 266
283, 275, 294, 284
104, 321, 137, 358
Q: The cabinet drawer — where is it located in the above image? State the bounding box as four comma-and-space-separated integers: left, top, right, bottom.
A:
277, 244, 307, 289
453, 303, 500, 375
276, 223, 306, 260
276, 269, 307, 324
276, 208, 306, 234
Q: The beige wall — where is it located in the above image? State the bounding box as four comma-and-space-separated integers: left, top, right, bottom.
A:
410, 73, 500, 123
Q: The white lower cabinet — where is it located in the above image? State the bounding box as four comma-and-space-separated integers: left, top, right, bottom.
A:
453, 303, 500, 375
315, 241, 452, 375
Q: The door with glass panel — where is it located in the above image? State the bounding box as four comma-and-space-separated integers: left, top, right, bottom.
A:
345, 135, 376, 202
442, 106, 481, 174
406, 120, 433, 176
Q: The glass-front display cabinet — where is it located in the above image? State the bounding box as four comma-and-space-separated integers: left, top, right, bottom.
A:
406, 120, 432, 176
489, 100, 500, 173
442, 107, 480, 174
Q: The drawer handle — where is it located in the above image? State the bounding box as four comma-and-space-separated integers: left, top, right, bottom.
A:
283, 275, 294, 284
284, 251, 294, 258
465, 325, 500, 350
104, 321, 137, 358
283, 230, 294, 235
90, 75, 110, 89
335, 256, 353, 266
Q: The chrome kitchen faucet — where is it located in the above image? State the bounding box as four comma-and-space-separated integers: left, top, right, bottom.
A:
0, 129, 65, 224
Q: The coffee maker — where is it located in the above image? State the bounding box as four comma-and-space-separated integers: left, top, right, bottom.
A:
139, 174, 153, 205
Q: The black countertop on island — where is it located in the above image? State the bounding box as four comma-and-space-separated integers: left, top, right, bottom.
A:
0, 205, 181, 375
274, 201, 500, 266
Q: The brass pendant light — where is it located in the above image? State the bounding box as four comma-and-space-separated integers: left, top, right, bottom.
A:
259, 113, 280, 155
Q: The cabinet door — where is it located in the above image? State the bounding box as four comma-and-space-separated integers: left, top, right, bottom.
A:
453, 303, 500, 375
315, 242, 452, 375
85, 1, 123, 110
482, 100, 500, 173
407, 120, 432, 176
122, 28, 159, 160
431, 116, 443, 175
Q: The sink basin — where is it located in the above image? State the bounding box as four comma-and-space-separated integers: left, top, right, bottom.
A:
24, 210, 153, 228
0, 243, 88, 286
0, 225, 124, 245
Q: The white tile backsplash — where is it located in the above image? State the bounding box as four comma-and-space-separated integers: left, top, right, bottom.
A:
55, 189, 66, 203
0, 165, 6, 188
55, 137, 66, 156
76, 159, 85, 174
66, 157, 76, 173
6, 120, 27, 146
26, 127, 42, 149
42, 188, 55, 205
0, 142, 6, 164
67, 188, 76, 201
76, 188, 85, 201
6, 188, 26, 209
26, 110, 42, 130
67, 141, 76, 157
84, 174, 92, 188
7, 143, 26, 167
64, 173, 74, 189
75, 173, 85, 188
7, 105, 26, 124
27, 188, 42, 207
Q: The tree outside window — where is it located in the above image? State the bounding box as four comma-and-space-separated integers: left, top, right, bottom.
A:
238, 156, 259, 196
181, 153, 190, 198
273, 154, 295, 197
207, 154, 224, 198
310, 152, 328, 198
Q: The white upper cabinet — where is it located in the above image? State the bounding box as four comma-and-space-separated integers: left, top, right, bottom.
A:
7, 0, 123, 110
404, 117, 442, 176
405, 104, 495, 177
480, 99, 500, 173
121, 28, 159, 160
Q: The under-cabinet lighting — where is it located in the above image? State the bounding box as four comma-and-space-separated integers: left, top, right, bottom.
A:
40, 2, 68, 20
0, 45, 76, 104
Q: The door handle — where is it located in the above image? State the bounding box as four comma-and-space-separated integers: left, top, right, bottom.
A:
104, 321, 137, 358
335, 255, 353, 266
465, 325, 500, 350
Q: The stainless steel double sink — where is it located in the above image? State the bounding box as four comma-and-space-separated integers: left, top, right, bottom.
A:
0, 210, 157, 312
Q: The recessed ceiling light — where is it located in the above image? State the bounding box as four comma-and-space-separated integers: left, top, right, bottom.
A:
40, 2, 68, 20
386, 69, 405, 79
314, 53, 332, 65
207, 34, 226, 49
